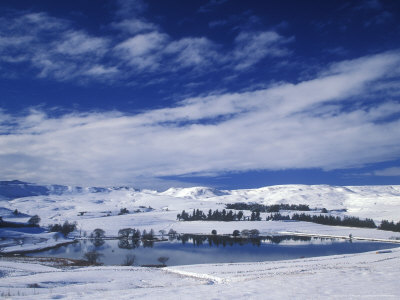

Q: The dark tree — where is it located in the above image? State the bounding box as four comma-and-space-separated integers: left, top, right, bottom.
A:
28, 215, 41, 226
118, 208, 129, 215
118, 228, 132, 239
91, 228, 105, 238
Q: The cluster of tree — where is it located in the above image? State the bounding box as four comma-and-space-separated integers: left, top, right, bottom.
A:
90, 228, 105, 239
177, 209, 261, 221
379, 220, 400, 232
226, 203, 311, 212
268, 213, 377, 228
265, 213, 291, 221
48, 221, 77, 236
118, 228, 143, 239
0, 215, 40, 228
118, 207, 129, 215
117, 228, 177, 240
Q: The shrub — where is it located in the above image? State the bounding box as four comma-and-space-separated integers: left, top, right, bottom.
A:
211, 229, 217, 235
232, 230, 240, 237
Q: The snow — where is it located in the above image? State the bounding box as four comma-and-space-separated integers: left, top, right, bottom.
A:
1, 182, 400, 298
1, 248, 400, 299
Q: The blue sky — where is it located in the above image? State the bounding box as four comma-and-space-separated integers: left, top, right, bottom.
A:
1, 0, 400, 189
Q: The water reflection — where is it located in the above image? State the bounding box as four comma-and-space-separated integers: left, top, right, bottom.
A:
115, 234, 314, 249
91, 238, 105, 247
27, 235, 399, 266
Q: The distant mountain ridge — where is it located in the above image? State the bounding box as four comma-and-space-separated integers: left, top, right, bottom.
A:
0, 180, 137, 200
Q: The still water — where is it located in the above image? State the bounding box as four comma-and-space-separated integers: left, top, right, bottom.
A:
28, 235, 399, 266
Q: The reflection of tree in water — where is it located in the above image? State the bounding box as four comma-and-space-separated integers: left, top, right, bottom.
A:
119, 239, 132, 249
118, 239, 141, 249
142, 240, 154, 248
250, 238, 261, 247
116, 234, 313, 250
91, 238, 105, 247
176, 234, 312, 247
269, 235, 311, 244
84, 250, 103, 264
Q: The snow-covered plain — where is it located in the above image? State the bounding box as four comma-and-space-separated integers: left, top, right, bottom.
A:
1, 182, 400, 298
1, 248, 400, 299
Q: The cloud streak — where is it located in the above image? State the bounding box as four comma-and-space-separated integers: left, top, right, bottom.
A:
0, 6, 292, 84
1, 51, 400, 186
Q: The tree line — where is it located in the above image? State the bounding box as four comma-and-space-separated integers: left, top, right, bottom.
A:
266, 212, 377, 228
177, 209, 261, 221
379, 219, 400, 232
177, 208, 400, 233
225, 203, 311, 212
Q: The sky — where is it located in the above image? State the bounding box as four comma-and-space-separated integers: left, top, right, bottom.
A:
0, 0, 400, 189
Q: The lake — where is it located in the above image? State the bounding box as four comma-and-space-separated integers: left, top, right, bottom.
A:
27, 235, 399, 266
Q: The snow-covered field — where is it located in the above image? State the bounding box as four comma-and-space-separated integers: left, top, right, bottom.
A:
1, 248, 400, 299
1, 182, 400, 298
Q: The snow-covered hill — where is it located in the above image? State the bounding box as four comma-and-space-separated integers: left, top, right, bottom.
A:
161, 186, 228, 199
1, 181, 400, 229
1, 181, 400, 278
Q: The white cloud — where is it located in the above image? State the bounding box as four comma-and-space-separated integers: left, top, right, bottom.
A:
115, 0, 148, 18
1, 52, 400, 186
165, 37, 219, 69
111, 19, 158, 35
232, 31, 293, 70
55, 31, 109, 56
373, 167, 400, 176
0, 12, 115, 82
114, 31, 168, 70
112, 29, 291, 74
0, 6, 293, 83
